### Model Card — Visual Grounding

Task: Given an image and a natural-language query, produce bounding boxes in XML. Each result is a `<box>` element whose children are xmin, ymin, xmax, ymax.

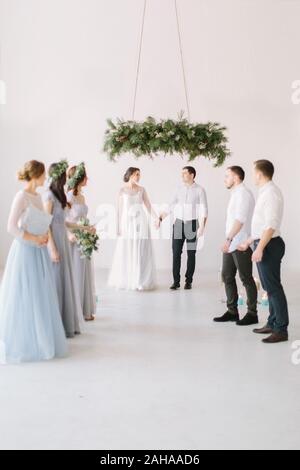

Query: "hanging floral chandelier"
<box><xmin>103</xmin><ymin>0</ymin><xmax>230</xmax><ymax>167</ymax></box>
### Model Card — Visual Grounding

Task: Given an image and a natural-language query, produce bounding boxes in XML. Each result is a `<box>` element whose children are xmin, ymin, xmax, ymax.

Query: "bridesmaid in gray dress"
<box><xmin>43</xmin><ymin>161</ymin><xmax>94</xmax><ymax>338</ymax></box>
<box><xmin>67</xmin><ymin>163</ymin><xmax>96</xmax><ymax>322</ymax></box>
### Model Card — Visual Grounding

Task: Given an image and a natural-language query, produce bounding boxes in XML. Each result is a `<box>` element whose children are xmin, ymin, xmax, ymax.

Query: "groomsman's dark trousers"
<box><xmin>254</xmin><ymin>237</ymin><xmax>289</xmax><ymax>334</ymax></box>
<box><xmin>222</xmin><ymin>248</ymin><xmax>258</xmax><ymax>316</ymax></box>
<box><xmin>172</xmin><ymin>219</ymin><xmax>199</xmax><ymax>285</ymax></box>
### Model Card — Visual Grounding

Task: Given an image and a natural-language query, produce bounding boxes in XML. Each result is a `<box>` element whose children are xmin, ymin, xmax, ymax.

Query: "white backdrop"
<box><xmin>0</xmin><ymin>0</ymin><xmax>299</xmax><ymax>272</ymax></box>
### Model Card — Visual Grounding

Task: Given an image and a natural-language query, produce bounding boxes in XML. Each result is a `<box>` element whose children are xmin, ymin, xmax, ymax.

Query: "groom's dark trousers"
<box><xmin>172</xmin><ymin>219</ymin><xmax>199</xmax><ymax>285</ymax></box>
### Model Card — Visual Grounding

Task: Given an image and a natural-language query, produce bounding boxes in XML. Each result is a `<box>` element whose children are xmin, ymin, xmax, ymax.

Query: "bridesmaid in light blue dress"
<box><xmin>0</xmin><ymin>160</ymin><xmax>67</xmax><ymax>364</ymax></box>
<box><xmin>67</xmin><ymin>164</ymin><xmax>96</xmax><ymax>321</ymax></box>
<box><xmin>43</xmin><ymin>161</ymin><xmax>95</xmax><ymax>338</ymax></box>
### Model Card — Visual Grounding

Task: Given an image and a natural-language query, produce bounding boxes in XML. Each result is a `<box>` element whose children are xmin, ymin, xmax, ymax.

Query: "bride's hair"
<box><xmin>124</xmin><ymin>167</ymin><xmax>140</xmax><ymax>183</ymax></box>
<box><xmin>18</xmin><ymin>160</ymin><xmax>45</xmax><ymax>182</ymax></box>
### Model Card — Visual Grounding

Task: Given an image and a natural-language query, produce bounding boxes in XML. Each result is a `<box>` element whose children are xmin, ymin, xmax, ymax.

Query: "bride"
<box><xmin>108</xmin><ymin>167</ymin><xmax>160</xmax><ymax>291</ymax></box>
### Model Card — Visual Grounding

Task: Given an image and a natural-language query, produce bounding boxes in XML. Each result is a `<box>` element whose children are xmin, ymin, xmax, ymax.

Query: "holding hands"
<box><xmin>157</xmin><ymin>212</ymin><xmax>168</xmax><ymax>230</ymax></box>
<box><xmin>154</xmin><ymin>218</ymin><xmax>161</xmax><ymax>230</ymax></box>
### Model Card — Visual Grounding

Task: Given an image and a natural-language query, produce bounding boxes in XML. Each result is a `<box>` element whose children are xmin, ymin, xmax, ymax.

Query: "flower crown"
<box><xmin>49</xmin><ymin>159</ymin><xmax>69</xmax><ymax>182</ymax></box>
<box><xmin>67</xmin><ymin>162</ymin><xmax>86</xmax><ymax>189</ymax></box>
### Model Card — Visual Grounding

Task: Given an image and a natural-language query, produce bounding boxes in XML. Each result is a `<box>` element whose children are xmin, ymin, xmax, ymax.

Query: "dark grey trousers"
<box><xmin>222</xmin><ymin>248</ymin><xmax>258</xmax><ymax>316</ymax></box>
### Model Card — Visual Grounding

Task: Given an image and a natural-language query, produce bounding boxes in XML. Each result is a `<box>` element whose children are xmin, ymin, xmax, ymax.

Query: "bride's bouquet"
<box><xmin>73</xmin><ymin>217</ymin><xmax>99</xmax><ymax>260</ymax></box>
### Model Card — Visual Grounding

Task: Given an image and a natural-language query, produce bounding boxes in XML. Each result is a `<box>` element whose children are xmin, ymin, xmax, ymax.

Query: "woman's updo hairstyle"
<box><xmin>123</xmin><ymin>167</ymin><xmax>140</xmax><ymax>183</ymax></box>
<box><xmin>17</xmin><ymin>160</ymin><xmax>45</xmax><ymax>182</ymax></box>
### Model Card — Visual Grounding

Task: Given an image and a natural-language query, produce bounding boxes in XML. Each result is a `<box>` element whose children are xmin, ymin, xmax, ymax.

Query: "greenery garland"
<box><xmin>103</xmin><ymin>113</ymin><xmax>230</xmax><ymax>167</ymax></box>
<box><xmin>67</xmin><ymin>162</ymin><xmax>86</xmax><ymax>190</ymax></box>
<box><xmin>49</xmin><ymin>159</ymin><xmax>69</xmax><ymax>182</ymax></box>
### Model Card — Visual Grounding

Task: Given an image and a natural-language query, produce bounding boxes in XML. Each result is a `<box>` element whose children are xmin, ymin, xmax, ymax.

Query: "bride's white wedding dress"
<box><xmin>108</xmin><ymin>186</ymin><xmax>156</xmax><ymax>291</ymax></box>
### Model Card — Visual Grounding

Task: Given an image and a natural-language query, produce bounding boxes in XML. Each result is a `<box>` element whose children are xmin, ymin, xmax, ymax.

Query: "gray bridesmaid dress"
<box><xmin>44</xmin><ymin>190</ymin><xmax>83</xmax><ymax>338</ymax></box>
<box><xmin>67</xmin><ymin>191</ymin><xmax>96</xmax><ymax>320</ymax></box>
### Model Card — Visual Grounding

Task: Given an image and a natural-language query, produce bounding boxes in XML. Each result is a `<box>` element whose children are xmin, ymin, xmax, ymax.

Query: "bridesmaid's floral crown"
<box><xmin>67</xmin><ymin>162</ymin><xmax>86</xmax><ymax>189</ymax></box>
<box><xmin>49</xmin><ymin>159</ymin><xmax>69</xmax><ymax>182</ymax></box>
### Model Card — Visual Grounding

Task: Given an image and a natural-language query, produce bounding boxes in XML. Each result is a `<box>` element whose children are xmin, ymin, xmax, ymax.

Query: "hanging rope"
<box><xmin>174</xmin><ymin>0</ymin><xmax>191</xmax><ymax>120</ymax></box>
<box><xmin>132</xmin><ymin>0</ymin><xmax>191</xmax><ymax>121</ymax></box>
<box><xmin>132</xmin><ymin>0</ymin><xmax>147</xmax><ymax>120</ymax></box>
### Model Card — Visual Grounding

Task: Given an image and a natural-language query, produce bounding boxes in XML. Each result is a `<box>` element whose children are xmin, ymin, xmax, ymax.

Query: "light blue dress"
<box><xmin>67</xmin><ymin>191</ymin><xmax>97</xmax><ymax>319</ymax></box>
<box><xmin>0</xmin><ymin>190</ymin><xmax>68</xmax><ymax>364</ymax></box>
<box><xmin>43</xmin><ymin>190</ymin><xmax>83</xmax><ymax>338</ymax></box>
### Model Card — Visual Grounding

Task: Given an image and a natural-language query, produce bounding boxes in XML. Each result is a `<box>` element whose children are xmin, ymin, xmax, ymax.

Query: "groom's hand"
<box><xmin>159</xmin><ymin>212</ymin><xmax>168</xmax><ymax>222</ymax></box>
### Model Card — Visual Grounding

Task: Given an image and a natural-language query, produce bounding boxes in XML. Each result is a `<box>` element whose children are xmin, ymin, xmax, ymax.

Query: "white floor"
<box><xmin>0</xmin><ymin>269</ymin><xmax>299</xmax><ymax>450</ymax></box>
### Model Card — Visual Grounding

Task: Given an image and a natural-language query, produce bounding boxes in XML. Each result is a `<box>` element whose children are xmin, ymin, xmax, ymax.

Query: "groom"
<box><xmin>160</xmin><ymin>166</ymin><xmax>208</xmax><ymax>290</ymax></box>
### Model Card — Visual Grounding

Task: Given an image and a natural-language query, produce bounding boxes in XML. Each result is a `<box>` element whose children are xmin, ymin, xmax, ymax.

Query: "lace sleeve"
<box><xmin>168</xmin><ymin>188</ymin><xmax>178</xmax><ymax>216</ymax></box>
<box><xmin>7</xmin><ymin>191</ymin><xmax>27</xmax><ymax>239</ymax></box>
<box><xmin>142</xmin><ymin>187</ymin><xmax>158</xmax><ymax>220</ymax></box>
<box><xmin>117</xmin><ymin>189</ymin><xmax>124</xmax><ymax>235</ymax></box>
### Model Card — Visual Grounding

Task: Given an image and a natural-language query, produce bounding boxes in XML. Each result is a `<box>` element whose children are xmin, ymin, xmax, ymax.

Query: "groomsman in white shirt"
<box><xmin>160</xmin><ymin>166</ymin><xmax>208</xmax><ymax>290</ymax></box>
<box><xmin>239</xmin><ymin>160</ymin><xmax>289</xmax><ymax>343</ymax></box>
<box><xmin>214</xmin><ymin>166</ymin><xmax>258</xmax><ymax>326</ymax></box>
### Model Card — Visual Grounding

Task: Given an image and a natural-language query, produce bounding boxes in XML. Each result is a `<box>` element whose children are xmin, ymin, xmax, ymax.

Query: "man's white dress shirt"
<box><xmin>226</xmin><ymin>183</ymin><xmax>255</xmax><ymax>253</ymax></box>
<box><xmin>169</xmin><ymin>182</ymin><xmax>208</xmax><ymax>223</ymax></box>
<box><xmin>251</xmin><ymin>181</ymin><xmax>284</xmax><ymax>240</ymax></box>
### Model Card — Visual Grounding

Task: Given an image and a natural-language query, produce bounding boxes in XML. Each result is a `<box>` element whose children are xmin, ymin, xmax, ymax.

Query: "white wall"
<box><xmin>0</xmin><ymin>0</ymin><xmax>299</xmax><ymax>272</ymax></box>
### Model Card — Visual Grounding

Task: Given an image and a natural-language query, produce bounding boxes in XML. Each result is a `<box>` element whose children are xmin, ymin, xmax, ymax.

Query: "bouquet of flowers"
<box><xmin>73</xmin><ymin>218</ymin><xmax>99</xmax><ymax>260</ymax></box>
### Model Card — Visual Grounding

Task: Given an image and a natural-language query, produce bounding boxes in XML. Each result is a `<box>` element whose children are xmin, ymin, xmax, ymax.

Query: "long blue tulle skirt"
<box><xmin>0</xmin><ymin>239</ymin><xmax>68</xmax><ymax>364</ymax></box>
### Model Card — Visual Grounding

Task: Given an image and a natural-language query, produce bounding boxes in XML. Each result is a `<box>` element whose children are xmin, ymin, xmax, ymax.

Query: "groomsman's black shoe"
<box><xmin>253</xmin><ymin>325</ymin><xmax>273</xmax><ymax>335</ymax></box>
<box><xmin>262</xmin><ymin>332</ymin><xmax>288</xmax><ymax>344</ymax></box>
<box><xmin>170</xmin><ymin>283</ymin><xmax>180</xmax><ymax>290</ymax></box>
<box><xmin>184</xmin><ymin>283</ymin><xmax>192</xmax><ymax>290</ymax></box>
<box><xmin>236</xmin><ymin>313</ymin><xmax>259</xmax><ymax>326</ymax></box>
<box><xmin>213</xmin><ymin>312</ymin><xmax>239</xmax><ymax>323</ymax></box>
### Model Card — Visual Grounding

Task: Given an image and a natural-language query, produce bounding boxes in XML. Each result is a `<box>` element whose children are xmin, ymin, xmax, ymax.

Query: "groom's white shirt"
<box><xmin>168</xmin><ymin>182</ymin><xmax>208</xmax><ymax>222</ymax></box>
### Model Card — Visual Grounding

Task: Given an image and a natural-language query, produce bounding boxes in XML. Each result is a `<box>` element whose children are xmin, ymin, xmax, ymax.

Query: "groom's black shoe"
<box><xmin>184</xmin><ymin>283</ymin><xmax>192</xmax><ymax>290</ymax></box>
<box><xmin>214</xmin><ymin>311</ymin><xmax>239</xmax><ymax>323</ymax></box>
<box><xmin>236</xmin><ymin>313</ymin><xmax>259</xmax><ymax>326</ymax></box>
<box><xmin>170</xmin><ymin>283</ymin><xmax>180</xmax><ymax>290</ymax></box>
